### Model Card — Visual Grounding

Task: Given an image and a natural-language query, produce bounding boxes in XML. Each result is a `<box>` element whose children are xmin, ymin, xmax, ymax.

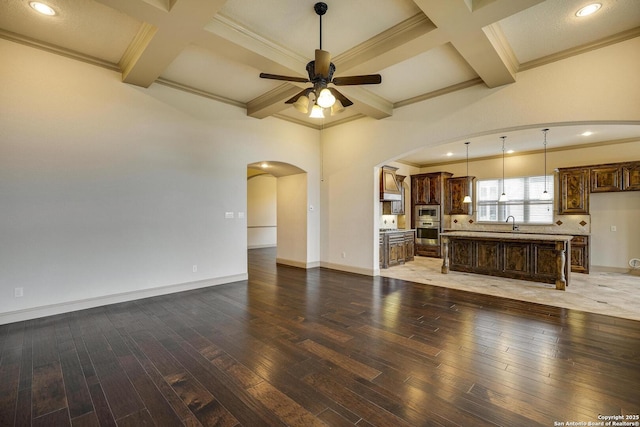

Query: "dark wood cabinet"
<box><xmin>446</xmin><ymin>176</ymin><xmax>474</xmax><ymax>215</ymax></box>
<box><xmin>380</xmin><ymin>230</ymin><xmax>415</xmax><ymax>268</ymax></box>
<box><xmin>411</xmin><ymin>172</ymin><xmax>452</xmax><ymax>206</ymax></box>
<box><xmin>388</xmin><ymin>233</ymin><xmax>405</xmax><ymax>267</ymax></box>
<box><xmin>503</xmin><ymin>242</ymin><xmax>532</xmax><ymax>279</ymax></box>
<box><xmin>382</xmin><ymin>175</ymin><xmax>405</xmax><ymax>215</ymax></box>
<box><xmin>416</xmin><ymin>244</ymin><xmax>440</xmax><ymax>257</ymax></box>
<box><xmin>411</xmin><ymin>174</ymin><xmax>430</xmax><ymax>205</ymax></box>
<box><xmin>532</xmin><ymin>243</ymin><xmax>559</xmax><ymax>282</ymax></box>
<box><xmin>591</xmin><ymin>166</ymin><xmax>622</xmax><ymax>192</ymax></box>
<box><xmin>559</xmin><ymin>161</ymin><xmax>639</xmax><ymax>214</ymax></box>
<box><xmin>570</xmin><ymin>235</ymin><xmax>589</xmax><ymax>274</ymax></box>
<box><xmin>404</xmin><ymin>230</ymin><xmax>415</xmax><ymax>262</ymax></box>
<box><xmin>558</xmin><ymin>167</ymin><xmax>590</xmax><ymax>214</ymax></box>
<box><xmin>475</xmin><ymin>241</ymin><xmax>500</xmax><ymax>273</ymax></box>
<box><xmin>623</xmin><ymin>162</ymin><xmax>640</xmax><ymax>190</ymax></box>
<box><xmin>450</xmin><ymin>239</ymin><xmax>473</xmax><ymax>270</ymax></box>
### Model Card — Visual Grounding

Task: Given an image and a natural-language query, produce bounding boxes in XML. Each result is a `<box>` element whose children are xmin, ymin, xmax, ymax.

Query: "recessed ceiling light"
<box><xmin>29</xmin><ymin>2</ymin><xmax>56</xmax><ymax>15</ymax></box>
<box><xmin>581</xmin><ymin>131</ymin><xmax>594</xmax><ymax>136</ymax></box>
<box><xmin>576</xmin><ymin>3</ymin><xmax>601</xmax><ymax>17</ymax></box>
<box><xmin>446</xmin><ymin>152</ymin><xmax>453</xmax><ymax>157</ymax></box>
<box><xmin>507</xmin><ymin>150</ymin><xmax>514</xmax><ymax>154</ymax></box>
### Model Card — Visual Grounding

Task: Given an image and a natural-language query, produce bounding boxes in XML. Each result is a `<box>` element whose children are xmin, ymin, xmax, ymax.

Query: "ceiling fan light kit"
<box><xmin>259</xmin><ymin>2</ymin><xmax>382</xmax><ymax>118</ymax></box>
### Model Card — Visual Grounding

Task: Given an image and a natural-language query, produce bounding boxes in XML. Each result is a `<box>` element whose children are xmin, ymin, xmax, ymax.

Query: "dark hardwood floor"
<box><xmin>1</xmin><ymin>247</ymin><xmax>639</xmax><ymax>426</ymax></box>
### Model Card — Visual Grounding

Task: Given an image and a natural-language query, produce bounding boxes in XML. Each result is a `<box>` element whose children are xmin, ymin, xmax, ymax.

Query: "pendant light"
<box><xmin>498</xmin><ymin>136</ymin><xmax>509</xmax><ymax>202</ymax></box>
<box><xmin>462</xmin><ymin>141</ymin><xmax>472</xmax><ymax>204</ymax></box>
<box><xmin>540</xmin><ymin>128</ymin><xmax>552</xmax><ymax>200</ymax></box>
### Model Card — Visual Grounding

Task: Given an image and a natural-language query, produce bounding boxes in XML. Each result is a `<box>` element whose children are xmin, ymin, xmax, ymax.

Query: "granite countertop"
<box><xmin>440</xmin><ymin>231</ymin><xmax>573</xmax><ymax>242</ymax></box>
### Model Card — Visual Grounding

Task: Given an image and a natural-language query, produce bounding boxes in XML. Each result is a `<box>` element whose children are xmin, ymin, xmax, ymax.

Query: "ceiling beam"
<box><xmin>411</xmin><ymin>0</ymin><xmax>544</xmax><ymax>88</ymax></box>
<box><xmin>96</xmin><ymin>0</ymin><xmax>228</xmax><ymax>87</ymax></box>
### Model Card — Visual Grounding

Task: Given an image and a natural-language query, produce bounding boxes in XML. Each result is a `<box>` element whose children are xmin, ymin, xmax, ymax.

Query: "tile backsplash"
<box><xmin>380</xmin><ymin>215</ymin><xmax>398</xmax><ymax>229</ymax></box>
<box><xmin>446</xmin><ymin>214</ymin><xmax>591</xmax><ymax>235</ymax></box>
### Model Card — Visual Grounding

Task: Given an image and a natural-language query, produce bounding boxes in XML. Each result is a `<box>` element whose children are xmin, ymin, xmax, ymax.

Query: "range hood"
<box><xmin>380</xmin><ymin>165</ymin><xmax>402</xmax><ymax>201</ymax></box>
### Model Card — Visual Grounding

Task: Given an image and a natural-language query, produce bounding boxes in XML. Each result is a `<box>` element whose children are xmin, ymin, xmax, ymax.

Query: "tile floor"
<box><xmin>380</xmin><ymin>256</ymin><xmax>640</xmax><ymax>321</ymax></box>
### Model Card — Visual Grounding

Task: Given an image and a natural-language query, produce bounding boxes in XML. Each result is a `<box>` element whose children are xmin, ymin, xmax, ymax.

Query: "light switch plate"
<box><xmin>225</xmin><ymin>212</ymin><xmax>234</xmax><ymax>219</ymax></box>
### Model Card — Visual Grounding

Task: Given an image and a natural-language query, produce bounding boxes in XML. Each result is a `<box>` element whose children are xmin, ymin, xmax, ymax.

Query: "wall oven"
<box><xmin>416</xmin><ymin>219</ymin><xmax>440</xmax><ymax>246</ymax></box>
<box><xmin>415</xmin><ymin>205</ymin><xmax>441</xmax><ymax>246</ymax></box>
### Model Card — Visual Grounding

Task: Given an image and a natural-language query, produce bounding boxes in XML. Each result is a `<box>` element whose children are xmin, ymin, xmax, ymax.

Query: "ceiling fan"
<box><xmin>259</xmin><ymin>2</ymin><xmax>382</xmax><ymax>118</ymax></box>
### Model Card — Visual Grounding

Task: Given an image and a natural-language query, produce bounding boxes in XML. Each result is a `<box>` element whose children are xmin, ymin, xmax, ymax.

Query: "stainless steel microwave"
<box><xmin>415</xmin><ymin>205</ymin><xmax>440</xmax><ymax>221</ymax></box>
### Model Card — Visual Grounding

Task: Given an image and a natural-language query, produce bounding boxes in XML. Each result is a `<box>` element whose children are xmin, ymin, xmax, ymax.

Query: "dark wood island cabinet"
<box><xmin>441</xmin><ymin>231</ymin><xmax>572</xmax><ymax>290</ymax></box>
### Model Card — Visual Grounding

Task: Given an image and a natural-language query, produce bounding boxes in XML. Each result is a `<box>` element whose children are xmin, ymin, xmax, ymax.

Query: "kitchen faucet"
<box><xmin>506</xmin><ymin>215</ymin><xmax>519</xmax><ymax>231</ymax></box>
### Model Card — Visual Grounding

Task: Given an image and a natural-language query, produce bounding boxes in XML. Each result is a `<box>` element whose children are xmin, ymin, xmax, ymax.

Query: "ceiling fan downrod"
<box><xmin>314</xmin><ymin>2</ymin><xmax>327</xmax><ymax>50</ymax></box>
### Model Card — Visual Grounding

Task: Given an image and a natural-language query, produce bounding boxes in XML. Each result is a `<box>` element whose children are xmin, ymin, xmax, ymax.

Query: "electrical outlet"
<box><xmin>192</xmin><ymin>265</ymin><xmax>197</xmax><ymax>272</ymax></box>
<box><xmin>14</xmin><ymin>287</ymin><xmax>24</xmax><ymax>298</ymax></box>
<box><xmin>341</xmin><ymin>252</ymin><xmax>346</xmax><ymax>258</ymax></box>
<box><xmin>610</xmin><ymin>225</ymin><xmax>617</xmax><ymax>232</ymax></box>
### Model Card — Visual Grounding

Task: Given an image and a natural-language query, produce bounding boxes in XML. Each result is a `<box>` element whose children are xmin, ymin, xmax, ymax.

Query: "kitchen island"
<box><xmin>440</xmin><ymin>231</ymin><xmax>573</xmax><ymax>290</ymax></box>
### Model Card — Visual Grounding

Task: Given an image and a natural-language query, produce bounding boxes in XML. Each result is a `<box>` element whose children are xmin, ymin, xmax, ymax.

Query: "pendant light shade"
<box><xmin>330</xmin><ymin>99</ymin><xmax>345</xmax><ymax>115</ymax></box>
<box><xmin>316</xmin><ymin>88</ymin><xmax>336</xmax><ymax>108</ymax></box>
<box><xmin>540</xmin><ymin>128</ymin><xmax>552</xmax><ymax>200</ymax></box>
<box><xmin>309</xmin><ymin>104</ymin><xmax>325</xmax><ymax>118</ymax></box>
<box><xmin>293</xmin><ymin>95</ymin><xmax>310</xmax><ymax>113</ymax></box>
<box><xmin>499</xmin><ymin>136</ymin><xmax>509</xmax><ymax>202</ymax></box>
<box><xmin>463</xmin><ymin>141</ymin><xmax>472</xmax><ymax>204</ymax></box>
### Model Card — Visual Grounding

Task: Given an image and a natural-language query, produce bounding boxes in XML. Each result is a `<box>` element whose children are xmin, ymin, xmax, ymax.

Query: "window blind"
<box><xmin>476</xmin><ymin>175</ymin><xmax>554</xmax><ymax>224</ymax></box>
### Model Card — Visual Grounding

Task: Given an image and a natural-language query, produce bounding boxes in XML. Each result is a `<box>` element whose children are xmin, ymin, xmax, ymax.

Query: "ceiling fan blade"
<box><xmin>285</xmin><ymin>88</ymin><xmax>312</xmax><ymax>104</ymax></box>
<box><xmin>332</xmin><ymin>74</ymin><xmax>382</xmax><ymax>86</ymax></box>
<box><xmin>259</xmin><ymin>73</ymin><xmax>309</xmax><ymax>83</ymax></box>
<box><xmin>328</xmin><ymin>88</ymin><xmax>353</xmax><ymax>107</ymax></box>
<box><xmin>315</xmin><ymin>49</ymin><xmax>331</xmax><ymax>77</ymax></box>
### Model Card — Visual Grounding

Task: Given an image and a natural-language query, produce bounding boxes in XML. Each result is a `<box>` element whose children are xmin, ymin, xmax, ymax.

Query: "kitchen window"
<box><xmin>476</xmin><ymin>175</ymin><xmax>554</xmax><ymax>224</ymax></box>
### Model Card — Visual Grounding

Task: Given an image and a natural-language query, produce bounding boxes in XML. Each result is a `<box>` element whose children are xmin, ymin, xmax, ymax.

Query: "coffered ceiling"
<box><xmin>1</xmin><ymin>0</ymin><xmax>639</xmax><ymax>145</ymax></box>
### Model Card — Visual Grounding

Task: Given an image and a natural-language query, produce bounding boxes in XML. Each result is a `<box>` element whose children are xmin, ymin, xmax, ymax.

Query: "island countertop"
<box><xmin>440</xmin><ymin>231</ymin><xmax>573</xmax><ymax>242</ymax></box>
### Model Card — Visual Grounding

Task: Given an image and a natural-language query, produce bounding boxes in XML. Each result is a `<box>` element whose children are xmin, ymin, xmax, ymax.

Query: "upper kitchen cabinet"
<box><xmin>623</xmin><ymin>162</ymin><xmax>640</xmax><ymax>191</ymax></box>
<box><xmin>591</xmin><ymin>165</ymin><xmax>622</xmax><ymax>192</ymax></box>
<box><xmin>411</xmin><ymin>172</ymin><xmax>452</xmax><ymax>205</ymax></box>
<box><xmin>590</xmin><ymin>161</ymin><xmax>640</xmax><ymax>192</ymax></box>
<box><xmin>558</xmin><ymin>167</ymin><xmax>590</xmax><ymax>214</ymax></box>
<box><xmin>382</xmin><ymin>175</ymin><xmax>405</xmax><ymax>215</ymax></box>
<box><xmin>380</xmin><ymin>166</ymin><xmax>402</xmax><ymax>201</ymax></box>
<box><xmin>446</xmin><ymin>176</ymin><xmax>475</xmax><ymax>215</ymax></box>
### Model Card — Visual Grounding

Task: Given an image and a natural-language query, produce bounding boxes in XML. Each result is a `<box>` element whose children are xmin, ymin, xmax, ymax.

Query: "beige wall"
<box><xmin>247</xmin><ymin>175</ymin><xmax>277</xmax><ymax>248</ymax></box>
<box><xmin>276</xmin><ymin>173</ymin><xmax>310</xmax><ymax>268</ymax></box>
<box><xmin>0</xmin><ymin>39</ymin><xmax>321</xmax><ymax>323</ymax></box>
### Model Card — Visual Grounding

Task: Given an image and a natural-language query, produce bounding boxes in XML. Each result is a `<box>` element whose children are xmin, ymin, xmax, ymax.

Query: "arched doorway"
<box><xmin>247</xmin><ymin>161</ymin><xmax>309</xmax><ymax>268</ymax></box>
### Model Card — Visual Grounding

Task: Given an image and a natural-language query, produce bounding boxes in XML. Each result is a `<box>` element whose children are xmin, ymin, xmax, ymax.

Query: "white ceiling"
<box><xmin>1</xmin><ymin>0</ymin><xmax>639</xmax><ymax>165</ymax></box>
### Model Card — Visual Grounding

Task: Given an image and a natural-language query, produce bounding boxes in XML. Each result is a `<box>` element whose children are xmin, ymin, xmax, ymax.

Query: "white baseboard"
<box><xmin>319</xmin><ymin>261</ymin><xmax>374</xmax><ymax>276</ymax></box>
<box><xmin>276</xmin><ymin>258</ymin><xmax>320</xmax><ymax>269</ymax></box>
<box><xmin>591</xmin><ymin>265</ymin><xmax>638</xmax><ymax>274</ymax></box>
<box><xmin>0</xmin><ymin>273</ymin><xmax>248</xmax><ymax>325</ymax></box>
<box><xmin>248</xmin><ymin>244</ymin><xmax>277</xmax><ymax>249</ymax></box>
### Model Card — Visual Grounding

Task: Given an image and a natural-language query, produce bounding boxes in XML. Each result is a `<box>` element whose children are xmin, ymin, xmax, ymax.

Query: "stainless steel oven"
<box><xmin>416</xmin><ymin>220</ymin><xmax>440</xmax><ymax>246</ymax></box>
